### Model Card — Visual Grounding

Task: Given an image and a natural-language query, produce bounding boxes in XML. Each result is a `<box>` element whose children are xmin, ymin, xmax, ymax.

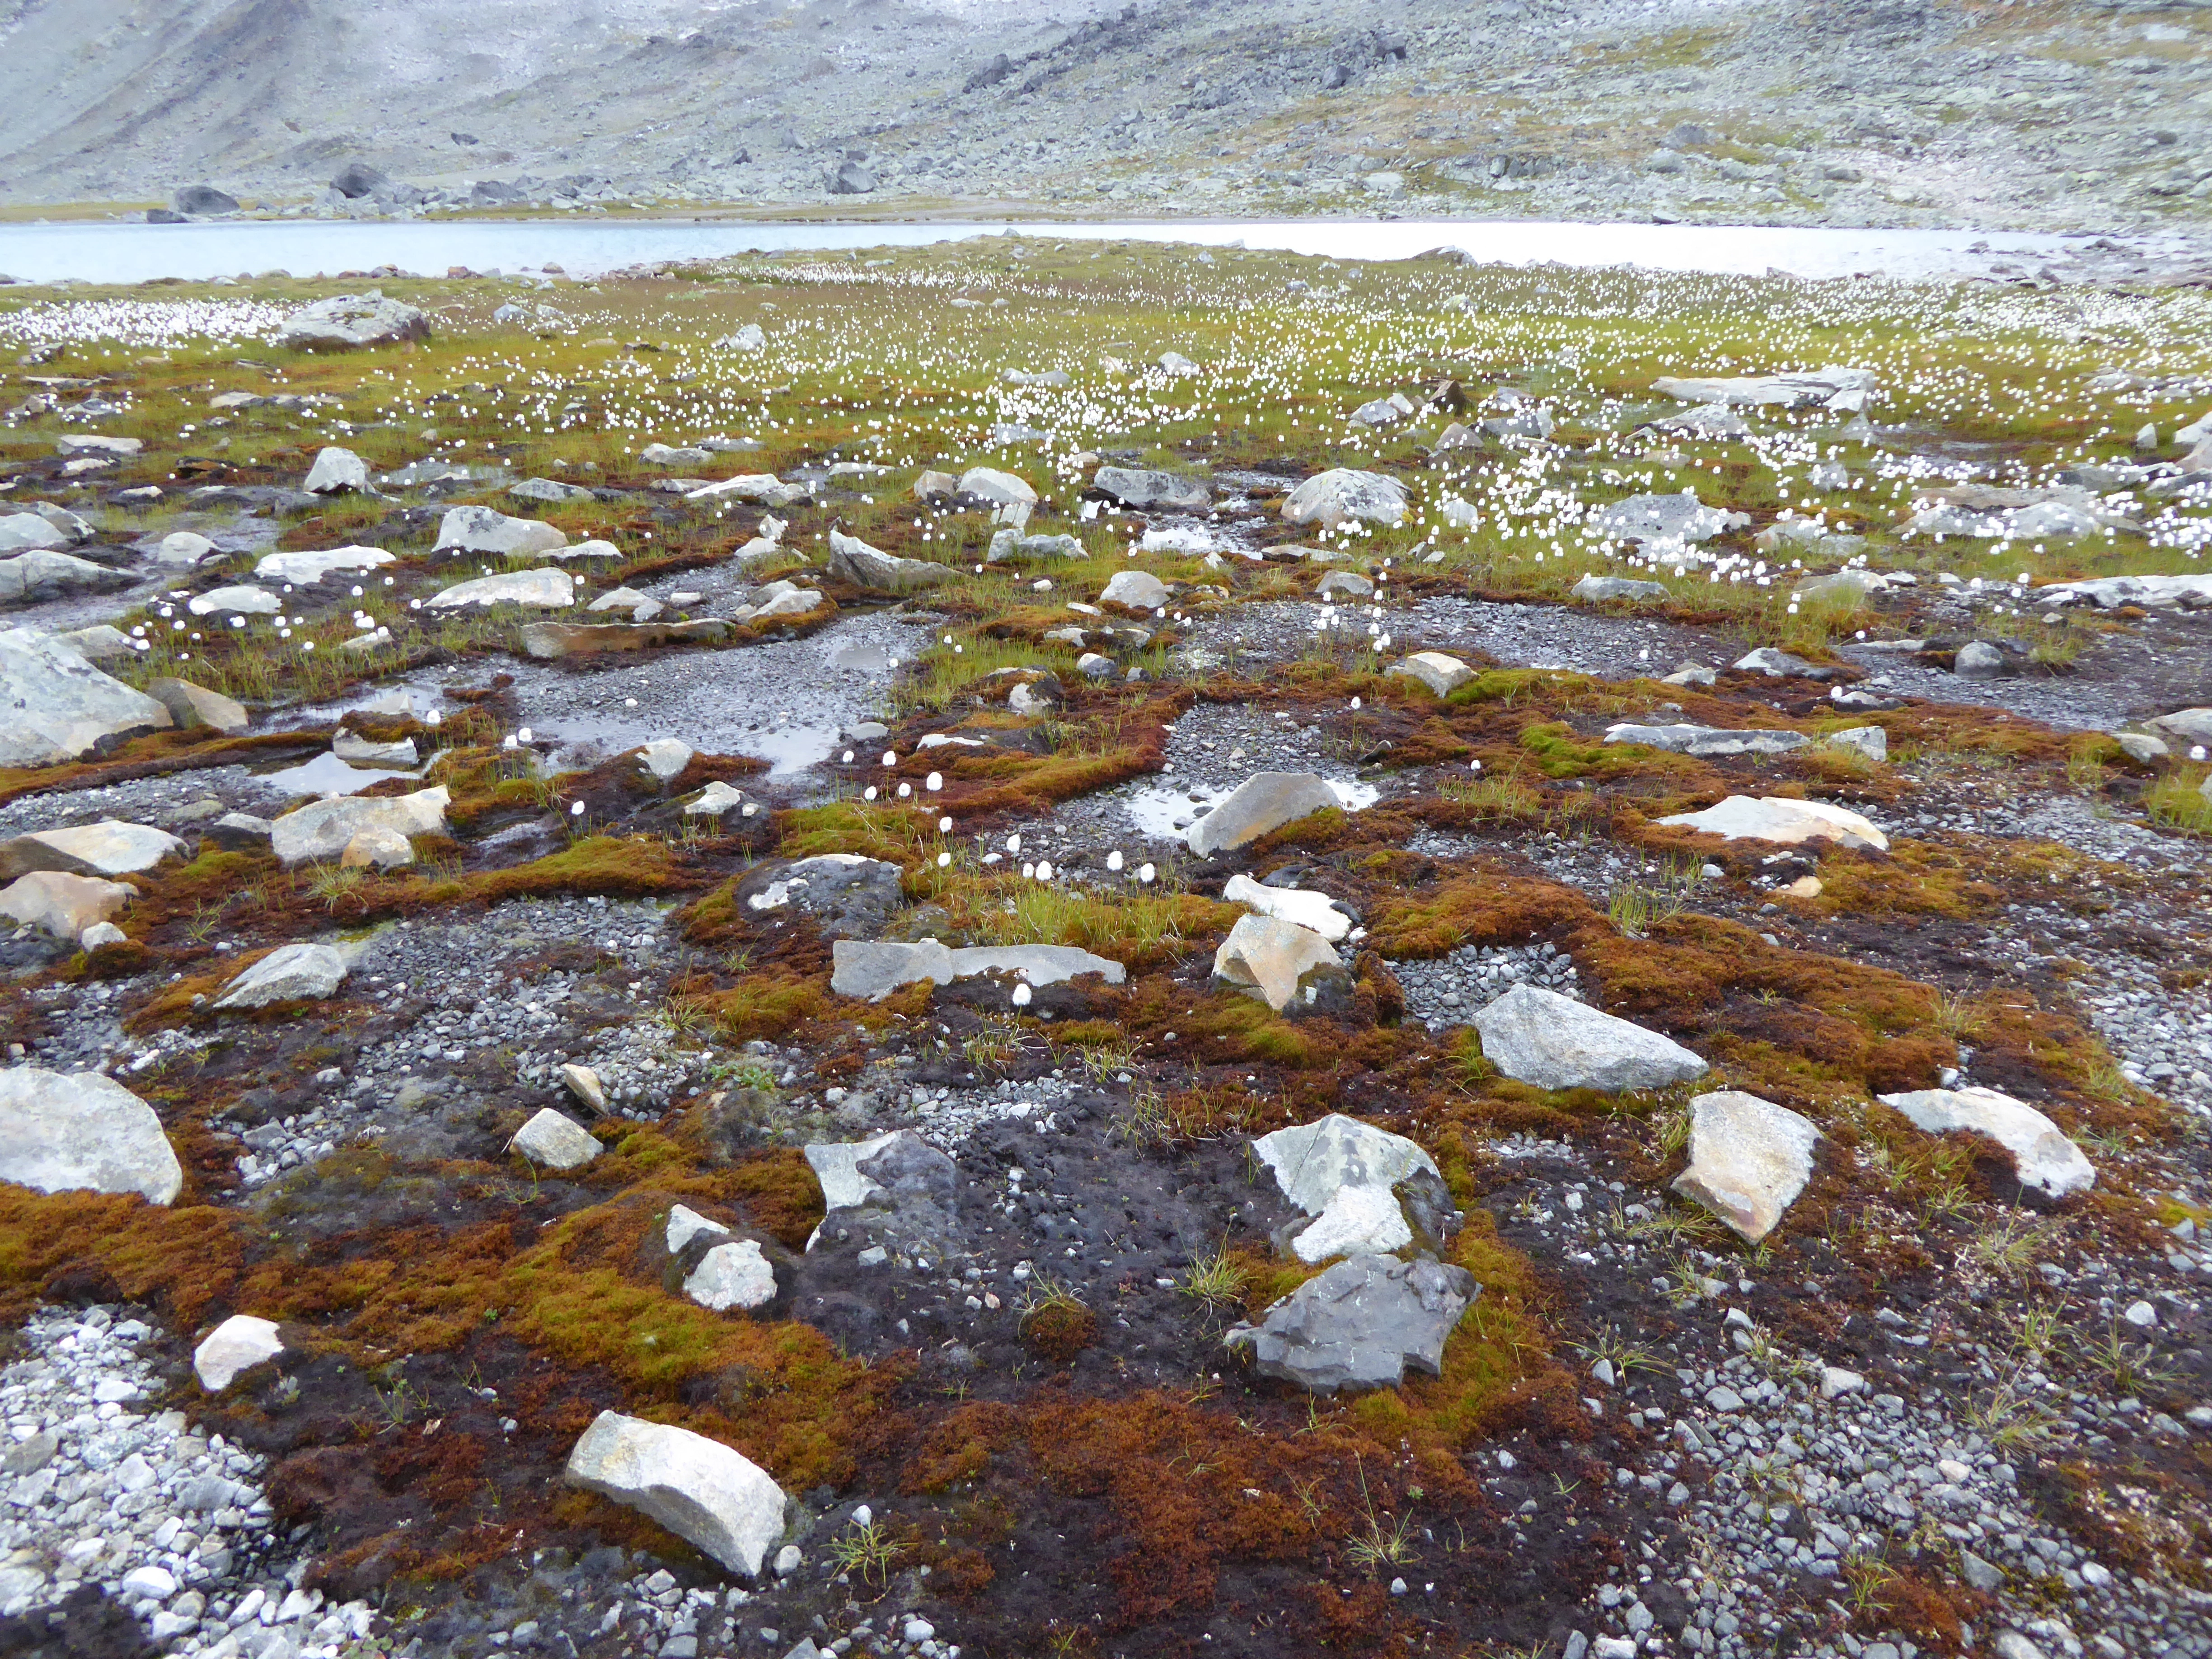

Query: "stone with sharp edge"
<box><xmin>1655</xmin><ymin>794</ymin><xmax>1888</xmax><ymax>852</ymax></box>
<box><xmin>1211</xmin><ymin>913</ymin><xmax>1341</xmax><ymax>1012</ymax></box>
<box><xmin>213</xmin><ymin>942</ymin><xmax>351</xmax><ymax>1009</ymax></box>
<box><xmin>193</xmin><ymin>1315</ymin><xmax>284</xmax><ymax>1391</ymax></box>
<box><xmin>1186</xmin><ymin>772</ymin><xmax>1343</xmax><ymax>858</ymax></box>
<box><xmin>1225</xmin><ymin>1254</ymin><xmax>1477</xmax><ymax>1393</ymax></box>
<box><xmin>1472</xmin><ymin>984</ymin><xmax>1708</xmax><ymax>1093</ymax></box>
<box><xmin>0</xmin><ymin>1068</ymin><xmax>182</xmax><ymax>1205</ymax></box>
<box><xmin>1220</xmin><ymin>872</ymin><xmax>1353</xmax><ymax>942</ymax></box>
<box><xmin>1671</xmin><ymin>1091</ymin><xmax>1821</xmax><ymax>1242</ymax></box>
<box><xmin>1384</xmin><ymin>651</ymin><xmax>1475</xmax><ymax>697</ymax></box>
<box><xmin>511</xmin><ymin>1108</ymin><xmax>602</xmax><ymax>1171</ymax></box>
<box><xmin>1875</xmin><ymin>1085</ymin><xmax>2095</xmax><ymax>1199</ymax></box>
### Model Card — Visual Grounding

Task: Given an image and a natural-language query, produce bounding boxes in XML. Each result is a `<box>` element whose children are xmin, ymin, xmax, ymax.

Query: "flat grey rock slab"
<box><xmin>0</xmin><ymin>1068</ymin><xmax>182</xmax><ymax>1205</ymax></box>
<box><xmin>1671</xmin><ymin>1090</ymin><xmax>1821</xmax><ymax>1242</ymax></box>
<box><xmin>1226</xmin><ymin>1254</ymin><xmax>1477</xmax><ymax>1394</ymax></box>
<box><xmin>1472</xmin><ymin>983</ymin><xmax>1707</xmax><ymax>1093</ymax></box>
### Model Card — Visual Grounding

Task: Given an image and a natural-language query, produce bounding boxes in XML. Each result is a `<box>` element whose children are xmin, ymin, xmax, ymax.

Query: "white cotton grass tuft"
<box><xmin>1012</xmin><ymin>982</ymin><xmax>1033</xmax><ymax>1008</ymax></box>
<box><xmin>1107</xmin><ymin>850</ymin><xmax>1125</xmax><ymax>872</ymax></box>
<box><xmin>1138</xmin><ymin>862</ymin><xmax>1156</xmax><ymax>884</ymax></box>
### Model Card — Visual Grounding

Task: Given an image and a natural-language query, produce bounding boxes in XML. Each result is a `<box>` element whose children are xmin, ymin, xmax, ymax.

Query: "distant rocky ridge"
<box><xmin>0</xmin><ymin>0</ymin><xmax>2207</xmax><ymax>231</ymax></box>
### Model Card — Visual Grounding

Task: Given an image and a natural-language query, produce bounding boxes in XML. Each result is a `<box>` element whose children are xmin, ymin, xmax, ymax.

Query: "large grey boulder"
<box><xmin>1255</xmin><ymin>1115</ymin><xmax>1442</xmax><ymax>1217</ymax></box>
<box><xmin>829</xmin><ymin>940</ymin><xmax>1125</xmax><ymax>1002</ymax></box>
<box><xmin>1473</xmin><ymin>984</ymin><xmax>1707</xmax><ymax>1093</ymax></box>
<box><xmin>1589</xmin><ymin>493</ymin><xmax>1749</xmax><ymax>545</ymax></box>
<box><xmin>2146</xmin><ymin>708</ymin><xmax>2212</xmax><ymax>746</ymax></box>
<box><xmin>173</xmin><ymin>184</ymin><xmax>240</xmax><ymax>216</ymax></box>
<box><xmin>0</xmin><ymin>1069</ymin><xmax>182</xmax><ymax>1205</ymax></box>
<box><xmin>956</xmin><ymin>467</ymin><xmax>1038</xmax><ymax>507</ymax></box>
<box><xmin>276</xmin><ymin>291</ymin><xmax>430</xmax><ymax>351</ymax></box>
<box><xmin>1091</xmin><ymin>468</ymin><xmax>1209</xmax><ymax>511</ymax></box>
<box><xmin>0</xmin><ymin>820</ymin><xmax>183</xmax><ymax>881</ymax></box>
<box><xmin>1655</xmin><ymin>794</ymin><xmax>1887</xmax><ymax>852</ymax></box>
<box><xmin>0</xmin><ymin>550</ymin><xmax>136</xmax><ymax>605</ymax></box>
<box><xmin>1225</xmin><ymin>1254</ymin><xmax>1476</xmax><ymax>1394</ymax></box>
<box><xmin>739</xmin><ymin>855</ymin><xmax>904</xmax><ymax>938</ymax></box>
<box><xmin>213</xmin><ymin>942</ymin><xmax>352</xmax><ymax>1009</ymax></box>
<box><xmin>1280</xmin><ymin>469</ymin><xmax>1408</xmax><ymax>530</ymax></box>
<box><xmin>1186</xmin><ymin>772</ymin><xmax>1342</xmax><ymax>858</ymax></box>
<box><xmin>1212</xmin><ymin>914</ymin><xmax>1342</xmax><ymax>1013</ymax></box>
<box><xmin>826</xmin><ymin>530</ymin><xmax>952</xmax><ymax>595</ymax></box>
<box><xmin>433</xmin><ymin>505</ymin><xmax>568</xmax><ymax>558</ymax></box>
<box><xmin>427</xmin><ymin>568</ymin><xmax>574</xmax><ymax>609</ymax></box>
<box><xmin>1604</xmin><ymin>723</ymin><xmax>1809</xmax><ymax>758</ymax></box>
<box><xmin>1875</xmin><ymin>1087</ymin><xmax>2094</xmax><ymax>1200</ymax></box>
<box><xmin>565</xmin><ymin>1412</ymin><xmax>787</xmax><ymax>1578</ymax></box>
<box><xmin>1671</xmin><ymin>1091</ymin><xmax>1820</xmax><ymax>1242</ymax></box>
<box><xmin>268</xmin><ymin>786</ymin><xmax>449</xmax><ymax>866</ymax></box>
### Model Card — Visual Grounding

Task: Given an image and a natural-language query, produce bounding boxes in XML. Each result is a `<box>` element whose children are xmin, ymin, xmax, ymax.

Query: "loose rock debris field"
<box><xmin>0</xmin><ymin>239</ymin><xmax>2211</xmax><ymax>1659</ymax></box>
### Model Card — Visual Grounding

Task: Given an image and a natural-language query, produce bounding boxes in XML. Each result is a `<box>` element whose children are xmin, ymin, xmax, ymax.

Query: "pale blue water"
<box><xmin>0</xmin><ymin>216</ymin><xmax>2098</xmax><ymax>286</ymax></box>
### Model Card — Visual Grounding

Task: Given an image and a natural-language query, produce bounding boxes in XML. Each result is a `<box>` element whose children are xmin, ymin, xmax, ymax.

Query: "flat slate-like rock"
<box><xmin>1186</xmin><ymin>772</ymin><xmax>1343</xmax><ymax>858</ymax></box>
<box><xmin>213</xmin><ymin>941</ymin><xmax>351</xmax><ymax>1009</ymax></box>
<box><xmin>1655</xmin><ymin>794</ymin><xmax>1888</xmax><ymax>852</ymax></box>
<box><xmin>740</xmin><ymin>854</ymin><xmax>904</xmax><ymax>939</ymax></box>
<box><xmin>565</xmin><ymin>1411</ymin><xmax>787</xmax><ymax>1578</ymax></box>
<box><xmin>0</xmin><ymin>1068</ymin><xmax>182</xmax><ymax>1205</ymax></box>
<box><xmin>0</xmin><ymin>513</ymin><xmax>66</xmax><ymax>553</ymax></box>
<box><xmin>1876</xmin><ymin>1086</ymin><xmax>2095</xmax><ymax>1199</ymax></box>
<box><xmin>1604</xmin><ymin>723</ymin><xmax>1809</xmax><ymax>758</ymax></box>
<box><xmin>1220</xmin><ymin>872</ymin><xmax>1353</xmax><ymax>942</ymax></box>
<box><xmin>1473</xmin><ymin>984</ymin><xmax>1708</xmax><ymax>1093</ymax></box>
<box><xmin>0</xmin><ymin>549</ymin><xmax>135</xmax><ymax>605</ymax></box>
<box><xmin>1651</xmin><ymin>367</ymin><xmax>1874</xmax><ymax>408</ymax></box>
<box><xmin>269</xmin><ymin>787</ymin><xmax>450</xmax><ymax>866</ymax></box>
<box><xmin>147</xmin><ymin>677</ymin><xmax>248</xmax><ymax>734</ymax></box>
<box><xmin>0</xmin><ymin>628</ymin><xmax>173</xmax><ymax>765</ymax></box>
<box><xmin>1672</xmin><ymin>1091</ymin><xmax>1821</xmax><ymax>1242</ymax></box>
<box><xmin>1225</xmin><ymin>1254</ymin><xmax>1477</xmax><ymax>1394</ymax></box>
<box><xmin>520</xmin><ymin>619</ymin><xmax>727</xmax><ymax>659</ymax></box>
<box><xmin>1589</xmin><ymin>493</ymin><xmax>1748</xmax><ymax>545</ymax></box>
<box><xmin>957</xmin><ymin>466</ymin><xmax>1038</xmax><ymax>506</ymax></box>
<box><xmin>428</xmin><ymin>568</ymin><xmax>574</xmax><ymax>609</ymax></box>
<box><xmin>1254</xmin><ymin>1115</ymin><xmax>1443</xmax><ymax>1217</ymax></box>
<box><xmin>1571</xmin><ymin>574</ymin><xmax>1672</xmax><ymax>604</ymax></box>
<box><xmin>255</xmin><ymin>545</ymin><xmax>396</xmax><ymax>585</ymax></box>
<box><xmin>0</xmin><ymin>820</ymin><xmax>182</xmax><ymax>882</ymax></box>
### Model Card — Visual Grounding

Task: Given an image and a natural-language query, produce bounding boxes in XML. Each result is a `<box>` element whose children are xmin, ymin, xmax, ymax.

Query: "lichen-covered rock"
<box><xmin>275</xmin><ymin>291</ymin><xmax>431</xmax><ymax>351</ymax></box>
<box><xmin>269</xmin><ymin>787</ymin><xmax>449</xmax><ymax>866</ymax></box>
<box><xmin>1280</xmin><ymin>469</ymin><xmax>1408</xmax><ymax>529</ymax></box>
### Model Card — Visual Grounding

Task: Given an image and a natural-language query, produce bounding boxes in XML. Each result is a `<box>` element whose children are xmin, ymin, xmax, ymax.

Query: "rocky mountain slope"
<box><xmin>0</xmin><ymin>0</ymin><xmax>2207</xmax><ymax>230</ymax></box>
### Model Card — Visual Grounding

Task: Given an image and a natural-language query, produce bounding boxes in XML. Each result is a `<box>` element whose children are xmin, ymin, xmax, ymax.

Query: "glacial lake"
<box><xmin>0</xmin><ymin>216</ymin><xmax>2100</xmax><ymax>286</ymax></box>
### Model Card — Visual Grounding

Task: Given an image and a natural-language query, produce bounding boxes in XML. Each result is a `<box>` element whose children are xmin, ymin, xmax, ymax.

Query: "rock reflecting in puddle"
<box><xmin>257</xmin><ymin>751</ymin><xmax>414</xmax><ymax>798</ymax></box>
<box><xmin>830</xmin><ymin>641</ymin><xmax>893</xmax><ymax>673</ymax></box>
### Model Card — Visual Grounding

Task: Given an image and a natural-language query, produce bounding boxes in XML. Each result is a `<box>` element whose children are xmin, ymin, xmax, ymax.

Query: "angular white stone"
<box><xmin>684</xmin><ymin>1240</ymin><xmax>778</xmax><ymax>1312</ymax></box>
<box><xmin>1186</xmin><ymin>771</ymin><xmax>1343</xmax><ymax>858</ymax></box>
<box><xmin>187</xmin><ymin>585</ymin><xmax>280</xmax><ymax>617</ymax></box>
<box><xmin>1472</xmin><ymin>984</ymin><xmax>1708</xmax><ymax>1093</ymax></box>
<box><xmin>956</xmin><ymin>466</ymin><xmax>1038</xmax><ymax>506</ymax></box>
<box><xmin>213</xmin><ymin>942</ymin><xmax>351</xmax><ymax>1009</ymax></box>
<box><xmin>0</xmin><ymin>627</ymin><xmax>173</xmax><ymax>766</ymax></box>
<box><xmin>803</xmin><ymin>1133</ymin><xmax>902</xmax><ymax>1212</ymax></box>
<box><xmin>1098</xmin><ymin>569</ymin><xmax>1169</xmax><ymax>610</ymax></box>
<box><xmin>638</xmin><ymin>738</ymin><xmax>694</xmax><ymax>782</ymax></box>
<box><xmin>303</xmin><ymin>447</ymin><xmax>369</xmax><ymax>494</ymax></box>
<box><xmin>1212</xmin><ymin>913</ymin><xmax>1341</xmax><ymax>1012</ymax></box>
<box><xmin>666</xmin><ymin>1204</ymin><xmax>731</xmax><ymax>1254</ymax></box>
<box><xmin>511</xmin><ymin>1108</ymin><xmax>601</xmax><ymax>1171</ymax></box>
<box><xmin>1820</xmin><ymin>1365</ymin><xmax>1864</xmax><ymax>1399</ymax></box>
<box><xmin>1384</xmin><ymin>652</ymin><xmax>1474</xmax><ymax>697</ymax></box>
<box><xmin>0</xmin><ymin>1068</ymin><xmax>182</xmax><ymax>1205</ymax></box>
<box><xmin>1280</xmin><ymin>469</ymin><xmax>1408</xmax><ymax>529</ymax></box>
<box><xmin>1875</xmin><ymin>1086</ymin><xmax>2095</xmax><ymax>1199</ymax></box>
<box><xmin>0</xmin><ymin>513</ymin><xmax>66</xmax><ymax>552</ymax></box>
<box><xmin>565</xmin><ymin>1411</ymin><xmax>788</xmax><ymax>1576</ymax></box>
<box><xmin>193</xmin><ymin>1315</ymin><xmax>284</xmax><ymax>1391</ymax></box>
<box><xmin>1221</xmin><ymin>873</ymin><xmax>1352</xmax><ymax>942</ymax></box>
<box><xmin>1671</xmin><ymin>1091</ymin><xmax>1820</xmax><ymax>1242</ymax></box>
<box><xmin>1292</xmin><ymin>1183</ymin><xmax>1414</xmax><ymax>1264</ymax></box>
<box><xmin>1655</xmin><ymin>794</ymin><xmax>1888</xmax><ymax>852</ymax></box>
